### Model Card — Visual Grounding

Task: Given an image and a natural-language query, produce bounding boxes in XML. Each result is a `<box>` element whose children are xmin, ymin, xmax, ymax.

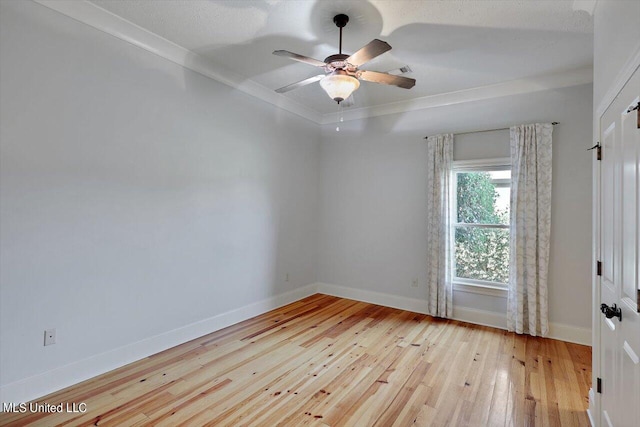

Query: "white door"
<box><xmin>599</xmin><ymin>66</ymin><xmax>640</xmax><ymax>427</ymax></box>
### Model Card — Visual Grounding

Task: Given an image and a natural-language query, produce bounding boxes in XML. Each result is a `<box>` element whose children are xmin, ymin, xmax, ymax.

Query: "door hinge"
<box><xmin>597</xmin><ymin>261</ymin><xmax>602</xmax><ymax>276</ymax></box>
<box><xmin>597</xmin><ymin>377</ymin><xmax>602</xmax><ymax>393</ymax></box>
<box><xmin>627</xmin><ymin>101</ymin><xmax>639</xmax><ymax>129</ymax></box>
<box><xmin>588</xmin><ymin>142</ymin><xmax>602</xmax><ymax>160</ymax></box>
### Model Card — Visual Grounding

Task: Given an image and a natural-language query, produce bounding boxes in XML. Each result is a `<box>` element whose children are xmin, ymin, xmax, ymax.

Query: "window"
<box><xmin>452</xmin><ymin>160</ymin><xmax>511</xmax><ymax>289</ymax></box>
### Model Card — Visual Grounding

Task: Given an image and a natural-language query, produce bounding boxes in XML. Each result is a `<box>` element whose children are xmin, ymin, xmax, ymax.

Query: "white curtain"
<box><xmin>507</xmin><ymin>123</ymin><xmax>553</xmax><ymax>336</ymax></box>
<box><xmin>426</xmin><ymin>134</ymin><xmax>453</xmax><ymax>318</ymax></box>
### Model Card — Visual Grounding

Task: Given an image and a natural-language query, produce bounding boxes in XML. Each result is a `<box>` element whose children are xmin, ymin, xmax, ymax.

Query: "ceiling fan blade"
<box><xmin>273</xmin><ymin>50</ymin><xmax>327</xmax><ymax>67</ymax></box>
<box><xmin>275</xmin><ymin>74</ymin><xmax>325</xmax><ymax>93</ymax></box>
<box><xmin>357</xmin><ymin>70</ymin><xmax>416</xmax><ymax>89</ymax></box>
<box><xmin>346</xmin><ymin>39</ymin><xmax>391</xmax><ymax>67</ymax></box>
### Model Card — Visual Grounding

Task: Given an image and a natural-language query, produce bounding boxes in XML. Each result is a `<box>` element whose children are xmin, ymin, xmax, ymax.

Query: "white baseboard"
<box><xmin>315</xmin><ymin>283</ymin><xmax>430</xmax><ymax>315</ymax></box>
<box><xmin>315</xmin><ymin>282</ymin><xmax>591</xmax><ymax>346</ymax></box>
<box><xmin>1</xmin><ymin>281</ymin><xmax>591</xmax><ymax>406</ymax></box>
<box><xmin>587</xmin><ymin>388</ymin><xmax>596</xmax><ymax>427</ymax></box>
<box><xmin>0</xmin><ymin>284</ymin><xmax>317</xmax><ymax>406</ymax></box>
<box><xmin>548</xmin><ymin>322</ymin><xmax>592</xmax><ymax>346</ymax></box>
<box><xmin>316</xmin><ymin>282</ymin><xmax>508</xmax><ymax>329</ymax></box>
<box><xmin>451</xmin><ymin>305</ymin><xmax>507</xmax><ymax>329</ymax></box>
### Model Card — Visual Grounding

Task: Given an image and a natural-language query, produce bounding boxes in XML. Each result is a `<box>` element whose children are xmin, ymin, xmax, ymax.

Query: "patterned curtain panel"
<box><xmin>507</xmin><ymin>123</ymin><xmax>553</xmax><ymax>336</ymax></box>
<box><xmin>425</xmin><ymin>134</ymin><xmax>453</xmax><ymax>318</ymax></box>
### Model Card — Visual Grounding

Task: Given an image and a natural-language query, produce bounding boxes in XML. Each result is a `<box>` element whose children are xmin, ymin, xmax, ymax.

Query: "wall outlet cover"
<box><xmin>44</xmin><ymin>329</ymin><xmax>56</xmax><ymax>346</ymax></box>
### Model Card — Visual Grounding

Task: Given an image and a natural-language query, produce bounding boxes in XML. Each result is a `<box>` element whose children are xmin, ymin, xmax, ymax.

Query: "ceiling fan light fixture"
<box><xmin>319</xmin><ymin>72</ymin><xmax>360</xmax><ymax>104</ymax></box>
<box><xmin>273</xmin><ymin>13</ymin><xmax>415</xmax><ymax>101</ymax></box>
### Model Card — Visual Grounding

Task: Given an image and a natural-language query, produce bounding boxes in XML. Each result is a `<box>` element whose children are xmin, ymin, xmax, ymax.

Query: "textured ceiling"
<box><xmin>89</xmin><ymin>0</ymin><xmax>594</xmax><ymax>115</ymax></box>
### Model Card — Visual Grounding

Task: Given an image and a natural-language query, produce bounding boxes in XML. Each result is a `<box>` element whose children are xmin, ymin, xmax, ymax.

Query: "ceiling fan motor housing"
<box><xmin>323</xmin><ymin>53</ymin><xmax>354</xmax><ymax>73</ymax></box>
<box><xmin>324</xmin><ymin>54</ymin><xmax>349</xmax><ymax>63</ymax></box>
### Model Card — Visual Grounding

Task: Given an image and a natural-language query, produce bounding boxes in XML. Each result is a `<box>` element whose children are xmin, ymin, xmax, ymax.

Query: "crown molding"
<box><xmin>32</xmin><ymin>0</ymin><xmax>323</xmax><ymax>124</ymax></box>
<box><xmin>33</xmin><ymin>0</ymin><xmax>593</xmax><ymax>126</ymax></box>
<box><xmin>322</xmin><ymin>66</ymin><xmax>594</xmax><ymax>124</ymax></box>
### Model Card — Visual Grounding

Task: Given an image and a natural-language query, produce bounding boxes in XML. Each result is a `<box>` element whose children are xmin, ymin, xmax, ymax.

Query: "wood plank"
<box><xmin>0</xmin><ymin>295</ymin><xmax>591</xmax><ymax>427</ymax></box>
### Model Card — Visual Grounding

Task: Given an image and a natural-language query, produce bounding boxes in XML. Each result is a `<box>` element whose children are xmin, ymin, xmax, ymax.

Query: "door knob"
<box><xmin>600</xmin><ymin>303</ymin><xmax>622</xmax><ymax>321</ymax></box>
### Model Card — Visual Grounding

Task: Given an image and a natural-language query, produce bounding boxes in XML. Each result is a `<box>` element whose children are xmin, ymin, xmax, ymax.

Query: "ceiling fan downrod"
<box><xmin>333</xmin><ymin>14</ymin><xmax>349</xmax><ymax>55</ymax></box>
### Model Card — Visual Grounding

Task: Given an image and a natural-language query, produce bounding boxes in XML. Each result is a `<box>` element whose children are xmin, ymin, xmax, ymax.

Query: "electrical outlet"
<box><xmin>411</xmin><ymin>278</ymin><xmax>419</xmax><ymax>288</ymax></box>
<box><xmin>44</xmin><ymin>328</ymin><xmax>56</xmax><ymax>346</ymax></box>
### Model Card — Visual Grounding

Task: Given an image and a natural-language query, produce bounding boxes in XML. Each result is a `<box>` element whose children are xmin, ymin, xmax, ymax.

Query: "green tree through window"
<box><xmin>454</xmin><ymin>171</ymin><xmax>510</xmax><ymax>284</ymax></box>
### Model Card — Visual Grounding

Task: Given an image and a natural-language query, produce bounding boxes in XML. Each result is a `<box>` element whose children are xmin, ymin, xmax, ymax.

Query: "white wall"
<box><xmin>593</xmin><ymin>0</ymin><xmax>640</xmax><ymax>108</ymax></box>
<box><xmin>0</xmin><ymin>0</ymin><xmax>319</xmax><ymax>394</ymax></box>
<box><xmin>318</xmin><ymin>83</ymin><xmax>593</xmax><ymax>334</ymax></box>
<box><xmin>0</xmin><ymin>0</ymin><xmax>598</xmax><ymax>405</ymax></box>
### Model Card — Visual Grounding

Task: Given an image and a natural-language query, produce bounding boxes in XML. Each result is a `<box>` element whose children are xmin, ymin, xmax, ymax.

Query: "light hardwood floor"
<box><xmin>0</xmin><ymin>294</ymin><xmax>591</xmax><ymax>426</ymax></box>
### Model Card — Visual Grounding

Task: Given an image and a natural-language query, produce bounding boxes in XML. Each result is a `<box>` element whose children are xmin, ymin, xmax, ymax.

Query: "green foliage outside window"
<box><xmin>455</xmin><ymin>172</ymin><xmax>510</xmax><ymax>284</ymax></box>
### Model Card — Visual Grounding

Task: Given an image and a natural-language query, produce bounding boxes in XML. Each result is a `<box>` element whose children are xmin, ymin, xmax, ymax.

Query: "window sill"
<box><xmin>453</xmin><ymin>281</ymin><xmax>508</xmax><ymax>298</ymax></box>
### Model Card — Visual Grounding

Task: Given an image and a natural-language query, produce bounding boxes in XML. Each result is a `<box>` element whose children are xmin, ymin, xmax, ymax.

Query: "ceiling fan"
<box><xmin>273</xmin><ymin>14</ymin><xmax>416</xmax><ymax>104</ymax></box>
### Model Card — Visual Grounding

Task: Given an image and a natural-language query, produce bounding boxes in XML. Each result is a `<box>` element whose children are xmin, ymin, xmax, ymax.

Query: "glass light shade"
<box><xmin>319</xmin><ymin>73</ymin><xmax>360</xmax><ymax>103</ymax></box>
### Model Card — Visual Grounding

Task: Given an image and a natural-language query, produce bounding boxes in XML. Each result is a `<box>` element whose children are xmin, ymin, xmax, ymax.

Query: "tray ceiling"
<box><xmin>77</xmin><ymin>0</ymin><xmax>594</xmax><ymax>121</ymax></box>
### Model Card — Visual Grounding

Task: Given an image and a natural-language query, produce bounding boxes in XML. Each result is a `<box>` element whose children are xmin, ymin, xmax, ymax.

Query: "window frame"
<box><xmin>451</xmin><ymin>158</ymin><xmax>511</xmax><ymax>294</ymax></box>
